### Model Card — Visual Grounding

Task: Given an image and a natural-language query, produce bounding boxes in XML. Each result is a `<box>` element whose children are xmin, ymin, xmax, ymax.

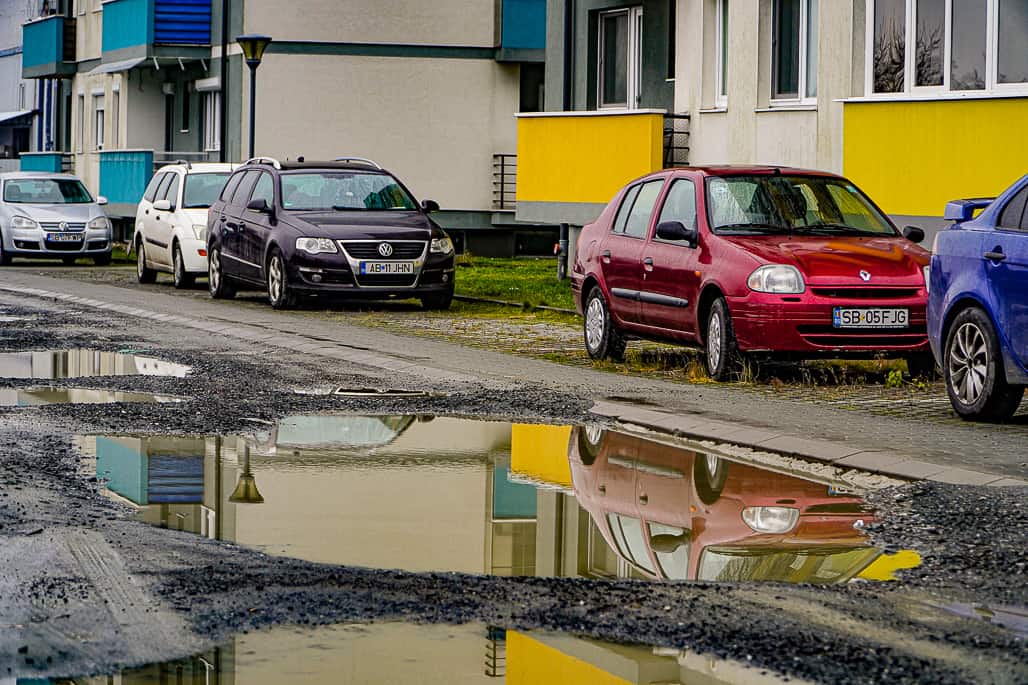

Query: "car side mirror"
<box><xmin>153</xmin><ymin>199</ymin><xmax>172</xmax><ymax>212</ymax></box>
<box><xmin>247</xmin><ymin>198</ymin><xmax>270</xmax><ymax>213</ymax></box>
<box><xmin>96</xmin><ymin>196</ymin><xmax>108</xmax><ymax>206</ymax></box>
<box><xmin>421</xmin><ymin>199</ymin><xmax>440</xmax><ymax>213</ymax></box>
<box><xmin>903</xmin><ymin>225</ymin><xmax>925</xmax><ymax>243</ymax></box>
<box><xmin>656</xmin><ymin>220</ymin><xmax>699</xmax><ymax>246</ymax></box>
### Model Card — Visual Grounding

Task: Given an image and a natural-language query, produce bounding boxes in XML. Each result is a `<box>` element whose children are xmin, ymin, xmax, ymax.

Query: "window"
<box><xmin>248</xmin><ymin>172</ymin><xmax>274</xmax><ymax>208</ymax></box>
<box><xmin>606</xmin><ymin>515</ymin><xmax>655</xmax><ymax>574</ymax></box>
<box><xmin>143</xmin><ymin>172</ymin><xmax>166</xmax><ymax>202</ymax></box>
<box><xmin>110</xmin><ymin>90</ymin><xmax>119</xmax><ymax>149</ymax></box>
<box><xmin>162</xmin><ymin>174</ymin><xmax>180</xmax><ymax>208</ymax></box>
<box><xmin>231</xmin><ymin>171</ymin><xmax>260</xmax><ymax>206</ymax></box>
<box><xmin>649</xmin><ymin>522</ymin><xmax>690</xmax><ymax>581</ymax></box>
<box><xmin>667</xmin><ymin>0</ymin><xmax>676</xmax><ymax>80</ymax></box>
<box><xmin>183</xmin><ymin>173</ymin><xmax>232</xmax><ymax>208</ymax></box>
<box><xmin>656</xmin><ymin>179</ymin><xmax>698</xmax><ymax>231</ymax></box>
<box><xmin>998</xmin><ymin>186</ymin><xmax>1028</xmax><ymax>230</ymax></box>
<box><xmin>623</xmin><ymin>179</ymin><xmax>664</xmax><ymax>238</ymax></box>
<box><xmin>180</xmin><ymin>87</ymin><xmax>190</xmax><ymax>133</ymax></box>
<box><xmin>773</xmin><ymin>0</ymin><xmax>818</xmax><ymax>101</ymax></box>
<box><xmin>598</xmin><ymin>6</ymin><xmax>643</xmax><ymax>108</ymax></box>
<box><xmin>17</xmin><ymin>83</ymin><xmax>24</xmax><ymax>110</ymax></box>
<box><xmin>202</xmin><ymin>91</ymin><xmax>221</xmax><ymax>152</ymax></box>
<box><xmin>93</xmin><ymin>95</ymin><xmax>104</xmax><ymax>150</ymax></box>
<box><xmin>219</xmin><ymin>172</ymin><xmax>243</xmax><ymax>202</ymax></box>
<box><xmin>76</xmin><ymin>94</ymin><xmax>84</xmax><ymax>153</ymax></box>
<box><xmin>613</xmin><ymin>185</ymin><xmax>642</xmax><ymax>233</ymax></box>
<box><xmin>280</xmin><ymin>172</ymin><xmax>417</xmax><ymax>211</ymax></box>
<box><xmin>715</xmin><ymin>0</ymin><xmax>729</xmax><ymax>105</ymax></box>
<box><xmin>154</xmin><ymin>173</ymin><xmax>175</xmax><ymax>204</ymax></box>
<box><xmin>3</xmin><ymin>178</ymin><xmax>92</xmax><ymax>204</ymax></box>
<box><xmin>869</xmin><ymin>0</ymin><xmax>1028</xmax><ymax>96</ymax></box>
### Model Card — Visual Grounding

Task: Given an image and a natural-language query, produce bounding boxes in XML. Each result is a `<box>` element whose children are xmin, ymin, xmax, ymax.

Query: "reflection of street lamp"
<box><xmin>229</xmin><ymin>444</ymin><xmax>264</xmax><ymax>504</ymax></box>
<box><xmin>235</xmin><ymin>33</ymin><xmax>272</xmax><ymax>159</ymax></box>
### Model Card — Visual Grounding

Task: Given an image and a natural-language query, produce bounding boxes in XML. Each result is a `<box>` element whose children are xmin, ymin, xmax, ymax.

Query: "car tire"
<box><xmin>93</xmin><ymin>253</ymin><xmax>112</xmax><ymax>267</ymax></box>
<box><xmin>62</xmin><ymin>256</ymin><xmax>77</xmax><ymax>266</ymax></box>
<box><xmin>583</xmin><ymin>286</ymin><xmax>627</xmax><ymax>362</ymax></box>
<box><xmin>705</xmin><ymin>297</ymin><xmax>741</xmax><ymax>381</ymax></box>
<box><xmin>266</xmin><ymin>249</ymin><xmax>298</xmax><ymax>310</ymax></box>
<box><xmin>136</xmin><ymin>240</ymin><xmax>157</xmax><ymax>283</ymax></box>
<box><xmin>172</xmin><ymin>243</ymin><xmax>195</xmax><ymax>290</ymax></box>
<box><xmin>421</xmin><ymin>287</ymin><xmax>454</xmax><ymax>311</ymax></box>
<box><xmin>576</xmin><ymin>425</ymin><xmax>606</xmax><ymax>466</ymax></box>
<box><xmin>208</xmin><ymin>247</ymin><xmax>236</xmax><ymax>299</ymax></box>
<box><xmin>0</xmin><ymin>235</ymin><xmax>10</xmax><ymax>266</ymax></box>
<box><xmin>944</xmin><ymin>307</ymin><xmax>1024</xmax><ymax>421</ymax></box>
<box><xmin>905</xmin><ymin>352</ymin><xmax>938</xmax><ymax>379</ymax></box>
<box><xmin>694</xmin><ymin>454</ymin><xmax>730</xmax><ymax>505</ymax></box>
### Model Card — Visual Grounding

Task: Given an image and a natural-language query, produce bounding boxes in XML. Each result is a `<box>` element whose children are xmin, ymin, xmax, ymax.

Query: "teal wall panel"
<box><xmin>20</xmin><ymin>154</ymin><xmax>65</xmax><ymax>173</ymax></box>
<box><xmin>22</xmin><ymin>16</ymin><xmax>63</xmax><ymax>69</ymax></box>
<box><xmin>492</xmin><ymin>466</ymin><xmax>538</xmax><ymax>519</ymax></box>
<box><xmin>102</xmin><ymin>0</ymin><xmax>154</xmax><ymax>54</ymax></box>
<box><xmin>99</xmin><ymin>150</ymin><xmax>154</xmax><ymax>205</ymax></box>
<box><xmin>96</xmin><ymin>437</ymin><xmax>148</xmax><ymax>505</ymax></box>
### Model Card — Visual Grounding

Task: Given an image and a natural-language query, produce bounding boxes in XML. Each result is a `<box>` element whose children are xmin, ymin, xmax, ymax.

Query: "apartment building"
<box><xmin>0</xmin><ymin>0</ymin><xmax>39</xmax><ymax>167</ymax></box>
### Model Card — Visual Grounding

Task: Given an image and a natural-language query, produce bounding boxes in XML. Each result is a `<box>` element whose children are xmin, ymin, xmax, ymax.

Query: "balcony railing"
<box><xmin>492</xmin><ymin>154</ymin><xmax>517</xmax><ymax>210</ymax></box>
<box><xmin>22</xmin><ymin>14</ymin><xmax>76</xmax><ymax>78</ymax></box>
<box><xmin>102</xmin><ymin>0</ymin><xmax>212</xmax><ymax>58</ymax></box>
<box><xmin>662</xmin><ymin>114</ymin><xmax>691</xmax><ymax>169</ymax></box>
<box><xmin>20</xmin><ymin>152</ymin><xmax>73</xmax><ymax>173</ymax></box>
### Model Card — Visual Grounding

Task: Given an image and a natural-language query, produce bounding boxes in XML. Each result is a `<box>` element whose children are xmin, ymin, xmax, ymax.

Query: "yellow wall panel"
<box><xmin>843</xmin><ymin>98</ymin><xmax>1028</xmax><ymax>217</ymax></box>
<box><xmin>510</xmin><ymin>424</ymin><xmax>573</xmax><ymax>488</ymax></box>
<box><xmin>506</xmin><ymin>631</ymin><xmax>633</xmax><ymax>685</ymax></box>
<box><xmin>516</xmin><ymin>113</ymin><xmax>665</xmax><ymax>204</ymax></box>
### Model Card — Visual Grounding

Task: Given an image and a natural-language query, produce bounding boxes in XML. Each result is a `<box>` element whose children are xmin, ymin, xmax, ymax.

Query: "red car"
<box><xmin>571</xmin><ymin>166</ymin><xmax>933</xmax><ymax>380</ymax></box>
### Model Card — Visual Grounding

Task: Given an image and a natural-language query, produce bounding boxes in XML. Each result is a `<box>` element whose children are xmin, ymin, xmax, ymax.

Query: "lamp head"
<box><xmin>236</xmin><ymin>34</ymin><xmax>273</xmax><ymax>67</ymax></box>
<box><xmin>229</xmin><ymin>473</ymin><xmax>264</xmax><ymax>504</ymax></box>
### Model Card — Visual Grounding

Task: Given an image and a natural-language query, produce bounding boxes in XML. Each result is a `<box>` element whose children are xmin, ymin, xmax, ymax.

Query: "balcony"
<box><xmin>496</xmin><ymin>0</ymin><xmax>545</xmax><ymax>62</ymax></box>
<box><xmin>102</xmin><ymin>0</ymin><xmax>212</xmax><ymax>61</ymax></box>
<box><xmin>22</xmin><ymin>15</ymin><xmax>76</xmax><ymax>78</ymax></box>
<box><xmin>98</xmin><ymin>149</ymin><xmax>154</xmax><ymax>218</ymax></box>
<box><xmin>20</xmin><ymin>152</ymin><xmax>73</xmax><ymax>174</ymax></box>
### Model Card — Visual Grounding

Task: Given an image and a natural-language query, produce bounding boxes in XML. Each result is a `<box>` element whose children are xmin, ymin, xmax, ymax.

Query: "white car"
<box><xmin>133</xmin><ymin>162</ymin><xmax>235</xmax><ymax>288</ymax></box>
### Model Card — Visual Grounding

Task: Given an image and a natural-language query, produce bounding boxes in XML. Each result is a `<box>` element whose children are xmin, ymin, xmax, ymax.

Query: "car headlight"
<box><xmin>430</xmin><ymin>236</ymin><xmax>454</xmax><ymax>255</ymax></box>
<box><xmin>192</xmin><ymin>224</ymin><xmax>207</xmax><ymax>241</ymax></box>
<box><xmin>922</xmin><ymin>265</ymin><xmax>930</xmax><ymax>294</ymax></box>
<box><xmin>741</xmin><ymin>506</ymin><xmax>800</xmax><ymax>533</ymax></box>
<box><xmin>88</xmin><ymin>216</ymin><xmax>112</xmax><ymax>232</ymax></box>
<box><xmin>747</xmin><ymin>265</ymin><xmax>805</xmax><ymax>294</ymax></box>
<box><xmin>11</xmin><ymin>215</ymin><xmax>38</xmax><ymax>230</ymax></box>
<box><xmin>295</xmin><ymin>237</ymin><xmax>338</xmax><ymax>255</ymax></box>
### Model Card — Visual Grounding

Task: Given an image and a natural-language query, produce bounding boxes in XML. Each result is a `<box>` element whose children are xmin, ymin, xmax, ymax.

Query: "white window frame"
<box><xmin>714</xmin><ymin>0</ymin><xmax>728</xmax><ymax>107</ymax></box>
<box><xmin>202</xmin><ymin>90</ymin><xmax>221</xmax><ymax>153</ymax></box>
<box><xmin>76</xmin><ymin>93</ymin><xmax>84</xmax><ymax>153</ymax></box>
<box><xmin>771</xmin><ymin>0</ymin><xmax>818</xmax><ymax>106</ymax></box>
<box><xmin>93</xmin><ymin>94</ymin><xmax>104</xmax><ymax>151</ymax></box>
<box><xmin>110</xmin><ymin>87</ymin><xmax>119</xmax><ymax>150</ymax></box>
<box><xmin>597</xmin><ymin>6</ymin><xmax>644</xmax><ymax>110</ymax></box>
<box><xmin>17</xmin><ymin>83</ymin><xmax>25</xmax><ymax>110</ymax></box>
<box><xmin>864</xmin><ymin>0</ymin><xmax>1028</xmax><ymax>98</ymax></box>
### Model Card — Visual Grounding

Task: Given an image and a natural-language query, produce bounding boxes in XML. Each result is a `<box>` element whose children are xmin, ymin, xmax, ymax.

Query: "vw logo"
<box><xmin>59</xmin><ymin>221</ymin><xmax>68</xmax><ymax>231</ymax></box>
<box><xmin>377</xmin><ymin>242</ymin><xmax>393</xmax><ymax>257</ymax></box>
<box><xmin>859</xmin><ymin>270</ymin><xmax>871</xmax><ymax>282</ymax></box>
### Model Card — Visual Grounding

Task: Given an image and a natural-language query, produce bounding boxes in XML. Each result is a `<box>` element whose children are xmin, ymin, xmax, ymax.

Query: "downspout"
<box><xmin>36</xmin><ymin>80</ymin><xmax>44</xmax><ymax>150</ymax></box>
<box><xmin>562</xmin><ymin>0</ymin><xmax>574</xmax><ymax>111</ymax></box>
<box><xmin>218</xmin><ymin>0</ymin><xmax>229</xmax><ymax>162</ymax></box>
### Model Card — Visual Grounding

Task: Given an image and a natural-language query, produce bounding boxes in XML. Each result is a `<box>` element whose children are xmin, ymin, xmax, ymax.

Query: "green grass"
<box><xmin>111</xmin><ymin>242</ymin><xmax>133</xmax><ymax>264</ymax></box>
<box><xmin>453</xmin><ymin>256</ymin><xmax>575</xmax><ymax>310</ymax></box>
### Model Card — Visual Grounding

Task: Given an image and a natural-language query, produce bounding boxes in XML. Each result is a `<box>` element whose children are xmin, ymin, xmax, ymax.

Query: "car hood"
<box><xmin>722</xmin><ymin>235</ymin><xmax>929</xmax><ymax>284</ymax></box>
<box><xmin>10</xmin><ymin>203</ymin><xmax>101</xmax><ymax>222</ymax></box>
<box><xmin>284</xmin><ymin>210</ymin><xmax>434</xmax><ymax>240</ymax></box>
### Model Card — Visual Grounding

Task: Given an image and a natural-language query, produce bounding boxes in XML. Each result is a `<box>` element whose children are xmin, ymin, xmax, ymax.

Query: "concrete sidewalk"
<box><xmin>1</xmin><ymin>268</ymin><xmax>1025</xmax><ymax>484</ymax></box>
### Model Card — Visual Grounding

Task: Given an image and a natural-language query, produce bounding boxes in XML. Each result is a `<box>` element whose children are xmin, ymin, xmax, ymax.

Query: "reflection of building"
<box><xmin>0</xmin><ymin>349</ymin><xmax>189</xmax><ymax>379</ymax></box>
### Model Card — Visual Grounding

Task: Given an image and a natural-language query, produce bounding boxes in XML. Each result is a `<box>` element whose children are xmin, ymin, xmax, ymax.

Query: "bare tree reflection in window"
<box><xmin>874</xmin><ymin>17</ymin><xmax>905</xmax><ymax>92</ymax></box>
<box><xmin>915</xmin><ymin>0</ymin><xmax>944</xmax><ymax>86</ymax></box>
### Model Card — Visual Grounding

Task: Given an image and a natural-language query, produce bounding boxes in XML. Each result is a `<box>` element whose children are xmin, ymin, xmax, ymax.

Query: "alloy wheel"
<box><xmin>707</xmin><ymin>312</ymin><xmax>723</xmax><ymax>371</ymax></box>
<box><xmin>137</xmin><ymin>245</ymin><xmax>146</xmax><ymax>278</ymax></box>
<box><xmin>949</xmin><ymin>322</ymin><xmax>988</xmax><ymax>405</ymax></box>
<box><xmin>209</xmin><ymin>250</ymin><xmax>220</xmax><ymax>292</ymax></box>
<box><xmin>268</xmin><ymin>255</ymin><xmax>283</xmax><ymax>303</ymax></box>
<box><xmin>174</xmin><ymin>249</ymin><xmax>183</xmax><ymax>284</ymax></box>
<box><xmin>585</xmin><ymin>297</ymin><xmax>605</xmax><ymax>353</ymax></box>
<box><xmin>706</xmin><ymin>454</ymin><xmax>721</xmax><ymax>478</ymax></box>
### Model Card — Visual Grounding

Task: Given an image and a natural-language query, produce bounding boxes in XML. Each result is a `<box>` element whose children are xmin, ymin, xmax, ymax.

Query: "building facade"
<box><xmin>0</xmin><ymin>0</ymin><xmax>40</xmax><ymax>168</ymax></box>
<box><xmin>19</xmin><ymin>0</ymin><xmax>550</xmax><ymax>252</ymax></box>
<box><xmin>517</xmin><ymin>0</ymin><xmax>1028</xmax><ymax>244</ymax></box>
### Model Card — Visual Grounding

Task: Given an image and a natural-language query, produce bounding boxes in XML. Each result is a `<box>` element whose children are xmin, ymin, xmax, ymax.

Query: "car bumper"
<box><xmin>285</xmin><ymin>251</ymin><xmax>455</xmax><ymax>297</ymax></box>
<box><xmin>178</xmin><ymin>237</ymin><xmax>209</xmax><ymax>273</ymax></box>
<box><xmin>728</xmin><ymin>291</ymin><xmax>929</xmax><ymax>355</ymax></box>
<box><xmin>4</xmin><ymin>227</ymin><xmax>112</xmax><ymax>257</ymax></box>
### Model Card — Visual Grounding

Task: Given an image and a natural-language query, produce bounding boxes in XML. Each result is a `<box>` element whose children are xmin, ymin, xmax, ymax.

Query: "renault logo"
<box><xmin>859</xmin><ymin>270</ymin><xmax>871</xmax><ymax>282</ymax></box>
<box><xmin>378</xmin><ymin>242</ymin><xmax>393</xmax><ymax>257</ymax></box>
<box><xmin>59</xmin><ymin>221</ymin><xmax>68</xmax><ymax>231</ymax></box>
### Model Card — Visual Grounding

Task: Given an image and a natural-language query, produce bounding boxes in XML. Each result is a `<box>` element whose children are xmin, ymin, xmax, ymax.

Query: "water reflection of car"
<box><xmin>569</xmin><ymin>426</ymin><xmax>880</xmax><ymax>583</ymax></box>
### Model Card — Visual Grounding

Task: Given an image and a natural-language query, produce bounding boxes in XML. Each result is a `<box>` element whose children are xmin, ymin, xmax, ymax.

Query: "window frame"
<box><xmin>92</xmin><ymin>94</ymin><xmax>105</xmax><ymax>151</ymax></box>
<box><xmin>247</xmin><ymin>171</ymin><xmax>276</xmax><ymax>210</ymax></box>
<box><xmin>621</xmin><ymin>179</ymin><xmax>666</xmax><ymax>239</ymax></box>
<box><xmin>202</xmin><ymin>91</ymin><xmax>221</xmax><ymax>153</ymax></box>
<box><xmin>654</xmin><ymin>177</ymin><xmax>699</xmax><ymax>241</ymax></box>
<box><xmin>864</xmin><ymin>0</ymin><xmax>1028</xmax><ymax>98</ymax></box>
<box><xmin>714</xmin><ymin>0</ymin><xmax>729</xmax><ymax>107</ymax></box>
<box><xmin>997</xmin><ymin>185</ymin><xmax>1028</xmax><ymax>232</ymax></box>
<box><xmin>597</xmin><ymin>6</ymin><xmax>644</xmax><ymax>109</ymax></box>
<box><xmin>771</xmin><ymin>0</ymin><xmax>818</xmax><ymax>105</ymax></box>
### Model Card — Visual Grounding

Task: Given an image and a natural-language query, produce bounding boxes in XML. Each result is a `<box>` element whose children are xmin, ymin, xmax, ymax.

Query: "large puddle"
<box><xmin>0</xmin><ymin>387</ymin><xmax>186</xmax><ymax>406</ymax></box>
<box><xmin>61</xmin><ymin>621</ymin><xmax>799</xmax><ymax>685</ymax></box>
<box><xmin>0</xmin><ymin>349</ymin><xmax>190</xmax><ymax>379</ymax></box>
<box><xmin>77</xmin><ymin>416</ymin><xmax>920</xmax><ymax>584</ymax></box>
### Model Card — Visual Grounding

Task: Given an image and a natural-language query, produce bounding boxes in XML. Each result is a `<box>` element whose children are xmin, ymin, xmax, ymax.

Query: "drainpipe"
<box><xmin>218</xmin><ymin>0</ymin><xmax>229</xmax><ymax>162</ymax></box>
<box><xmin>562</xmin><ymin>0</ymin><xmax>574</xmax><ymax>110</ymax></box>
<box><xmin>36</xmin><ymin>80</ymin><xmax>44</xmax><ymax>150</ymax></box>
<box><xmin>557</xmin><ymin>223</ymin><xmax>569</xmax><ymax>281</ymax></box>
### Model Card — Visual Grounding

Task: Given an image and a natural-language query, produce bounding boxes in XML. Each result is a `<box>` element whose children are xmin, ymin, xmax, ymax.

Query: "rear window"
<box><xmin>183</xmin><ymin>173</ymin><xmax>232</xmax><ymax>209</ymax></box>
<box><xmin>3</xmin><ymin>178</ymin><xmax>93</xmax><ymax>204</ymax></box>
<box><xmin>280</xmin><ymin>171</ymin><xmax>416</xmax><ymax>211</ymax></box>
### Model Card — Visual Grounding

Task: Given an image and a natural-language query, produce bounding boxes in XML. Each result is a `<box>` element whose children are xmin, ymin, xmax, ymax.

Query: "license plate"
<box><xmin>46</xmin><ymin>233</ymin><xmax>82</xmax><ymax>242</ymax></box>
<box><xmin>833</xmin><ymin>307</ymin><xmax>908</xmax><ymax>328</ymax></box>
<box><xmin>359</xmin><ymin>261</ymin><xmax>414</xmax><ymax>275</ymax></box>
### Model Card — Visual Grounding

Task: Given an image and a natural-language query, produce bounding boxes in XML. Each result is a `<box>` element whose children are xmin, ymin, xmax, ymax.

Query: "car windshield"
<box><xmin>3</xmin><ymin>178</ymin><xmax>93</xmax><ymax>204</ymax></box>
<box><xmin>280</xmin><ymin>171</ymin><xmax>417</xmax><ymax>211</ymax></box>
<box><xmin>698</xmin><ymin>546</ymin><xmax>881</xmax><ymax>584</ymax></box>
<box><xmin>706</xmin><ymin>175</ymin><xmax>897</xmax><ymax>236</ymax></box>
<box><xmin>183</xmin><ymin>173</ymin><xmax>231</xmax><ymax>208</ymax></box>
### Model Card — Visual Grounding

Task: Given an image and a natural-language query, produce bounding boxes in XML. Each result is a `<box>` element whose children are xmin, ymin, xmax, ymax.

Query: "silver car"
<box><xmin>0</xmin><ymin>172</ymin><xmax>113</xmax><ymax>266</ymax></box>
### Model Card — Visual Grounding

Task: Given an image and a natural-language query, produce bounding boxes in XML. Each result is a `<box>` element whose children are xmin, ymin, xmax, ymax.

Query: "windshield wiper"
<box><xmin>794</xmin><ymin>223</ymin><xmax>884</xmax><ymax>236</ymax></box>
<box><xmin>716</xmin><ymin>222</ymin><xmax>789</xmax><ymax>234</ymax></box>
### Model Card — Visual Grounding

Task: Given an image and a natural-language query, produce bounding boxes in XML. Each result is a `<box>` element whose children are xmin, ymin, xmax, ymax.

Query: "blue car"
<box><xmin>928</xmin><ymin>174</ymin><xmax>1028</xmax><ymax>421</ymax></box>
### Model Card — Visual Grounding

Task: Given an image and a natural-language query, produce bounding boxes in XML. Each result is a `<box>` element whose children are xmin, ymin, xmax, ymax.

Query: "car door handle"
<box><xmin>638</xmin><ymin>493</ymin><xmax>648</xmax><ymax>505</ymax></box>
<box><xmin>643</xmin><ymin>257</ymin><xmax>654</xmax><ymax>271</ymax></box>
<box><xmin>601</xmin><ymin>250</ymin><xmax>611</xmax><ymax>264</ymax></box>
<box><xmin>984</xmin><ymin>250</ymin><xmax>1006</xmax><ymax>262</ymax></box>
<box><xmin>219</xmin><ymin>215</ymin><xmax>226</xmax><ymax>222</ymax></box>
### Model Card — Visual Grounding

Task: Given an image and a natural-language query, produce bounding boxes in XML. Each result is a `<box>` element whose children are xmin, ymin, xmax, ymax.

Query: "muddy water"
<box><xmin>64</xmin><ymin>620</ymin><xmax>803</xmax><ymax>685</ymax></box>
<box><xmin>77</xmin><ymin>416</ymin><xmax>919</xmax><ymax>584</ymax></box>
<box><xmin>0</xmin><ymin>387</ymin><xmax>186</xmax><ymax>406</ymax></box>
<box><xmin>0</xmin><ymin>349</ymin><xmax>190</xmax><ymax>379</ymax></box>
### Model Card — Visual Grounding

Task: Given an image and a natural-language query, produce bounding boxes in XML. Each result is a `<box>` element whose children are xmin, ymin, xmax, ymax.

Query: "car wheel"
<box><xmin>172</xmin><ymin>243</ymin><xmax>195</xmax><ymax>290</ymax></box>
<box><xmin>62</xmin><ymin>256</ymin><xmax>77</xmax><ymax>266</ymax></box>
<box><xmin>93</xmin><ymin>253</ymin><xmax>112</xmax><ymax>266</ymax></box>
<box><xmin>905</xmin><ymin>352</ymin><xmax>938</xmax><ymax>379</ymax></box>
<box><xmin>944</xmin><ymin>307</ymin><xmax>1024</xmax><ymax>421</ymax></box>
<box><xmin>705</xmin><ymin>297</ymin><xmax>741</xmax><ymax>381</ymax></box>
<box><xmin>421</xmin><ymin>287</ymin><xmax>454</xmax><ymax>311</ymax></box>
<box><xmin>136</xmin><ymin>241</ymin><xmax>157</xmax><ymax>283</ymax></box>
<box><xmin>694</xmin><ymin>453</ymin><xmax>730</xmax><ymax>505</ymax></box>
<box><xmin>266</xmin><ymin>249</ymin><xmax>298</xmax><ymax>310</ymax></box>
<box><xmin>583</xmin><ymin>286</ymin><xmax>627</xmax><ymax>361</ymax></box>
<box><xmin>576</xmin><ymin>425</ymin><xmax>605</xmax><ymax>466</ymax></box>
<box><xmin>0</xmin><ymin>232</ymin><xmax>9</xmax><ymax>266</ymax></box>
<box><xmin>208</xmin><ymin>247</ymin><xmax>236</xmax><ymax>299</ymax></box>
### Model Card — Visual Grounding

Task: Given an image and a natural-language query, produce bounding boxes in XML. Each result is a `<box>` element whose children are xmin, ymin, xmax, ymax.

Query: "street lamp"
<box><xmin>235</xmin><ymin>33</ymin><xmax>272</xmax><ymax>159</ymax></box>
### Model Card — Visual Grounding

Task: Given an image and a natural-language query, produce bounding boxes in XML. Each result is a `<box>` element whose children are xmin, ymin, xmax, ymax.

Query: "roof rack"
<box><xmin>333</xmin><ymin>156</ymin><xmax>382</xmax><ymax>170</ymax></box>
<box><xmin>243</xmin><ymin>156</ymin><xmax>281</xmax><ymax>169</ymax></box>
<box><xmin>174</xmin><ymin>158</ymin><xmax>192</xmax><ymax>170</ymax></box>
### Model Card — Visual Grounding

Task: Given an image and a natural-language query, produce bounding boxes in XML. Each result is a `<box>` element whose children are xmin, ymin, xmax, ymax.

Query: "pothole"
<box><xmin>2</xmin><ymin>387</ymin><xmax>187</xmax><ymax>406</ymax></box>
<box><xmin>296</xmin><ymin>387</ymin><xmax>436</xmax><ymax>398</ymax></box>
<box><xmin>77</xmin><ymin>416</ymin><xmax>919</xmax><ymax>584</ymax></box>
<box><xmin>0</xmin><ymin>349</ymin><xmax>190</xmax><ymax>379</ymax></box>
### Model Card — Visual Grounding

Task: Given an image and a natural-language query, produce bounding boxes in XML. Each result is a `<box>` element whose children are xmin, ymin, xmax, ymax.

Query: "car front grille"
<box><xmin>811</xmin><ymin>287</ymin><xmax>921</xmax><ymax>299</ymax></box>
<box><xmin>39</xmin><ymin>222</ymin><xmax>86</xmax><ymax>232</ymax></box>
<box><xmin>341</xmin><ymin>241</ymin><xmax>426</xmax><ymax>260</ymax></box>
<box><xmin>43</xmin><ymin>239</ymin><xmax>84</xmax><ymax>251</ymax></box>
<box><xmin>353</xmin><ymin>273</ymin><xmax>419</xmax><ymax>288</ymax></box>
<box><xmin>797</xmin><ymin>324</ymin><xmax>927</xmax><ymax>349</ymax></box>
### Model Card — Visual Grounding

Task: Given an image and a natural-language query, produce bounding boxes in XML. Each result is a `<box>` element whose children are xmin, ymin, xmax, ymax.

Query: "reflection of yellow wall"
<box><xmin>858</xmin><ymin>550</ymin><xmax>922</xmax><ymax>581</ymax></box>
<box><xmin>510</xmin><ymin>424</ymin><xmax>573</xmax><ymax>488</ymax></box>
<box><xmin>507</xmin><ymin>631</ymin><xmax>631</xmax><ymax>685</ymax></box>
<box><xmin>516</xmin><ymin>113</ymin><xmax>665</xmax><ymax>204</ymax></box>
<box><xmin>843</xmin><ymin>99</ymin><xmax>1028</xmax><ymax>217</ymax></box>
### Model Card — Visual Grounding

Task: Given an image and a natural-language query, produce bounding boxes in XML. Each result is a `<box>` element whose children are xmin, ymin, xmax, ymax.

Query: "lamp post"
<box><xmin>235</xmin><ymin>33</ymin><xmax>272</xmax><ymax>160</ymax></box>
